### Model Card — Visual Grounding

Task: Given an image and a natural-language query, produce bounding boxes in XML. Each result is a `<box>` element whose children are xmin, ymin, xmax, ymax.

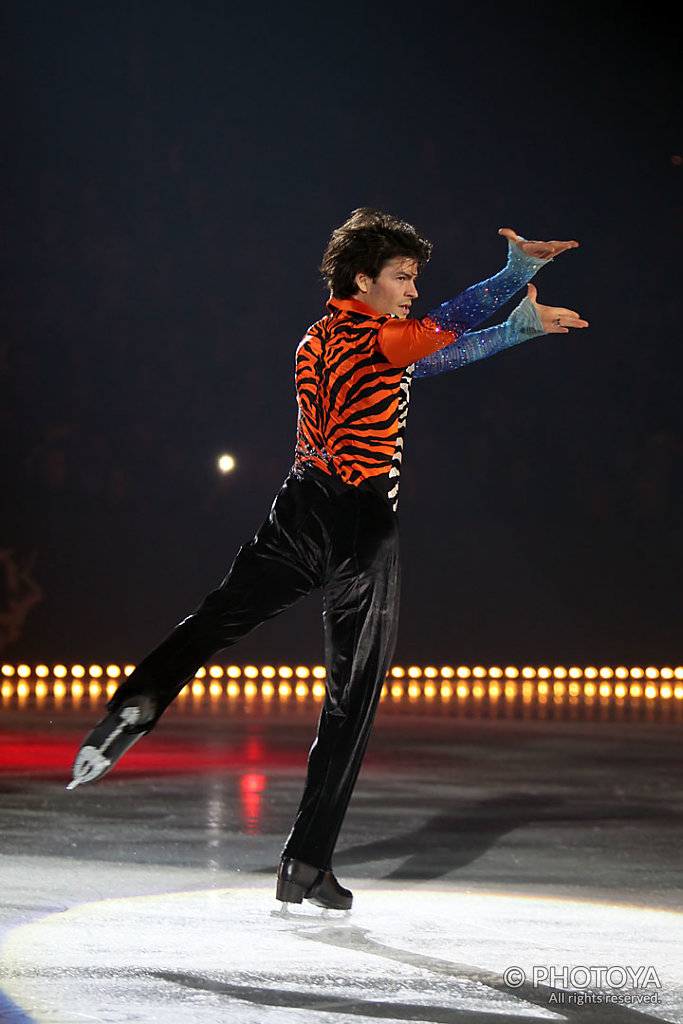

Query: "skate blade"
<box><xmin>270</xmin><ymin>902</ymin><xmax>351</xmax><ymax>920</ymax></box>
<box><xmin>67</xmin><ymin>745</ymin><xmax>112</xmax><ymax>789</ymax></box>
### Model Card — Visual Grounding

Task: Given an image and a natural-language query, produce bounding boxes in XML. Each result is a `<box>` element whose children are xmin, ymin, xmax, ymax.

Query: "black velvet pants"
<box><xmin>110</xmin><ymin>469</ymin><xmax>401</xmax><ymax>869</ymax></box>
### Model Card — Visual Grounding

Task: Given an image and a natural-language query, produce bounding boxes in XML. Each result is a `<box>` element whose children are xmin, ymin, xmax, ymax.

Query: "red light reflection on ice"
<box><xmin>239</xmin><ymin>772</ymin><xmax>266</xmax><ymax>833</ymax></box>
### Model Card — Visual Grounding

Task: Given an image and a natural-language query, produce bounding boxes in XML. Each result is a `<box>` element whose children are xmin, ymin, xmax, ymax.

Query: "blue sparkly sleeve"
<box><xmin>413</xmin><ymin>294</ymin><xmax>545</xmax><ymax>379</ymax></box>
<box><xmin>425</xmin><ymin>240</ymin><xmax>551</xmax><ymax>334</ymax></box>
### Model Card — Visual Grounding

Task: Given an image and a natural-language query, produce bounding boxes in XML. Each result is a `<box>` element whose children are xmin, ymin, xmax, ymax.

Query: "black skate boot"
<box><xmin>67</xmin><ymin>695</ymin><xmax>157</xmax><ymax>790</ymax></box>
<box><xmin>276</xmin><ymin>857</ymin><xmax>353</xmax><ymax>910</ymax></box>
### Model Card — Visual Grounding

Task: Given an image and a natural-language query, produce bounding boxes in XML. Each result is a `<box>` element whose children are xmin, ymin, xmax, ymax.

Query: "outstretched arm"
<box><xmin>413</xmin><ymin>282</ymin><xmax>588</xmax><ymax>379</ymax></box>
<box><xmin>378</xmin><ymin>229</ymin><xmax>578</xmax><ymax>367</ymax></box>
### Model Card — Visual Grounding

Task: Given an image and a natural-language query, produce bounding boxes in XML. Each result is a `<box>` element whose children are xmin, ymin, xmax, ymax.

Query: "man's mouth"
<box><xmin>399</xmin><ymin>304</ymin><xmax>411</xmax><ymax>315</ymax></box>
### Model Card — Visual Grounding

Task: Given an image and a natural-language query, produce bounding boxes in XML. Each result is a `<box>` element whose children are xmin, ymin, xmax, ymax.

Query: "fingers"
<box><xmin>549</xmin><ymin>240</ymin><xmax>579</xmax><ymax>253</ymax></box>
<box><xmin>550</xmin><ymin>314</ymin><xmax>589</xmax><ymax>332</ymax></box>
<box><xmin>526</xmin><ymin>282</ymin><xmax>538</xmax><ymax>301</ymax></box>
<box><xmin>498</xmin><ymin>227</ymin><xmax>521</xmax><ymax>242</ymax></box>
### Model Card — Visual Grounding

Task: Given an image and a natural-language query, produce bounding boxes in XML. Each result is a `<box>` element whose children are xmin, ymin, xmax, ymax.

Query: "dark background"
<box><xmin>2</xmin><ymin>0</ymin><xmax>681</xmax><ymax>667</ymax></box>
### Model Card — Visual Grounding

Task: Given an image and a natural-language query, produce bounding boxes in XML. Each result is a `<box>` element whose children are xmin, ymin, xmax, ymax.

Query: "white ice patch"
<box><xmin>1</xmin><ymin>886</ymin><xmax>682</xmax><ymax>1023</ymax></box>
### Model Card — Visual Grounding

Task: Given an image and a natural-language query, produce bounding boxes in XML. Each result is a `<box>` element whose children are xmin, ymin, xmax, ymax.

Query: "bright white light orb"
<box><xmin>218</xmin><ymin>454</ymin><xmax>235</xmax><ymax>473</ymax></box>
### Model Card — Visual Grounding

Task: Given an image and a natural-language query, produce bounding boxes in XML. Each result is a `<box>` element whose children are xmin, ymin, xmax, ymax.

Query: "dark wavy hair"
<box><xmin>320</xmin><ymin>208</ymin><xmax>433</xmax><ymax>299</ymax></box>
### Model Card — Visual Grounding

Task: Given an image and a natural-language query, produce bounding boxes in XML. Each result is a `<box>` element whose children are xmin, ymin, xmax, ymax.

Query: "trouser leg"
<box><xmin>109</xmin><ymin>475</ymin><xmax>325</xmax><ymax>724</ymax></box>
<box><xmin>282</xmin><ymin>488</ymin><xmax>400</xmax><ymax>869</ymax></box>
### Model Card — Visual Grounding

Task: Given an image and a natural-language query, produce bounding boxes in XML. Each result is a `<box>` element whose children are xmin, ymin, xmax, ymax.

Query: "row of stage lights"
<box><xmin>2</xmin><ymin>663</ymin><xmax>683</xmax><ymax>704</ymax></box>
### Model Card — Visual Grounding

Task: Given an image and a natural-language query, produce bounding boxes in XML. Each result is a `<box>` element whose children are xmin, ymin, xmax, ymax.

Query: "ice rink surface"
<box><xmin>1</xmin><ymin>694</ymin><xmax>682</xmax><ymax>1023</ymax></box>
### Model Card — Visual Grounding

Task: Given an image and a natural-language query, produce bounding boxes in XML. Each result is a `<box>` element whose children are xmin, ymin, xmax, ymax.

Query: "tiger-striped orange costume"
<box><xmin>293</xmin><ymin>296</ymin><xmax>460</xmax><ymax>509</ymax></box>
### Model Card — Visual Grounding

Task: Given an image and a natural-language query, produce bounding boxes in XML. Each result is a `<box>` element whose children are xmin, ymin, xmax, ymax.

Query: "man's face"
<box><xmin>354</xmin><ymin>256</ymin><xmax>419</xmax><ymax>319</ymax></box>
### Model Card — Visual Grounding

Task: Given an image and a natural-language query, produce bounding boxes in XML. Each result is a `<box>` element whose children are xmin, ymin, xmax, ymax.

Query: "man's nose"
<box><xmin>407</xmin><ymin>281</ymin><xmax>418</xmax><ymax>298</ymax></box>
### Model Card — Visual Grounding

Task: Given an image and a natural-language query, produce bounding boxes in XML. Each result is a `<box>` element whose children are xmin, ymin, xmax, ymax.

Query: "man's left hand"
<box><xmin>499</xmin><ymin>227</ymin><xmax>579</xmax><ymax>260</ymax></box>
<box><xmin>526</xmin><ymin>282</ymin><xmax>589</xmax><ymax>334</ymax></box>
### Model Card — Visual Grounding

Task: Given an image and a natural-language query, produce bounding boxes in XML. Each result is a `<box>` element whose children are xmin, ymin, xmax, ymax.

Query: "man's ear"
<box><xmin>354</xmin><ymin>271</ymin><xmax>370</xmax><ymax>295</ymax></box>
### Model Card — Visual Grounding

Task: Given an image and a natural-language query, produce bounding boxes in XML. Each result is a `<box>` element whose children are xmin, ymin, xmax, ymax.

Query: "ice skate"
<box><xmin>67</xmin><ymin>695</ymin><xmax>157</xmax><ymax>790</ymax></box>
<box><xmin>276</xmin><ymin>857</ymin><xmax>353</xmax><ymax>910</ymax></box>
